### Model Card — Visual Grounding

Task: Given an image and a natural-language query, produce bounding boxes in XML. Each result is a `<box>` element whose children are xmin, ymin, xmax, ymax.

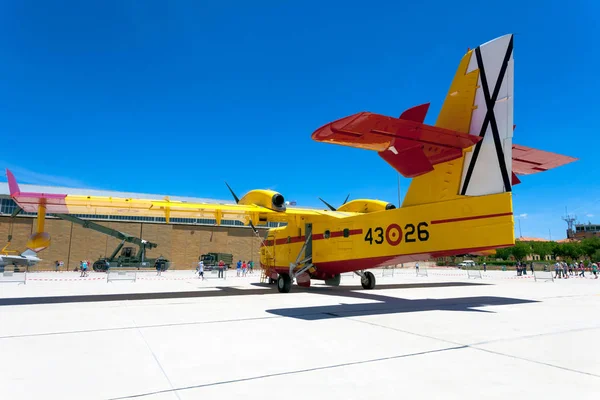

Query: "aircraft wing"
<box><xmin>5</xmin><ymin>169</ymin><xmax>333</xmax><ymax>226</ymax></box>
<box><xmin>311</xmin><ymin>104</ymin><xmax>483</xmax><ymax>177</ymax></box>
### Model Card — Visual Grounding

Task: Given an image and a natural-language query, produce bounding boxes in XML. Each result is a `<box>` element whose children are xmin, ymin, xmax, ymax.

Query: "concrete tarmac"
<box><xmin>0</xmin><ymin>268</ymin><xmax>599</xmax><ymax>399</ymax></box>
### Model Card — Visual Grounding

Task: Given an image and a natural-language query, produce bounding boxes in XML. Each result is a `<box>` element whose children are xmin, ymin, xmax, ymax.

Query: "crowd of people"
<box><xmin>553</xmin><ymin>261</ymin><xmax>598</xmax><ymax>279</ymax></box>
<box><xmin>513</xmin><ymin>260</ymin><xmax>598</xmax><ymax>279</ymax></box>
<box><xmin>195</xmin><ymin>259</ymin><xmax>254</xmax><ymax>279</ymax></box>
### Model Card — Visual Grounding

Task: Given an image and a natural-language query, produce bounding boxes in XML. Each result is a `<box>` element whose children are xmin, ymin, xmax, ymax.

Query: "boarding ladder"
<box><xmin>258</xmin><ymin>232</ymin><xmax>276</xmax><ymax>283</ymax></box>
<box><xmin>288</xmin><ymin>229</ymin><xmax>315</xmax><ymax>281</ymax></box>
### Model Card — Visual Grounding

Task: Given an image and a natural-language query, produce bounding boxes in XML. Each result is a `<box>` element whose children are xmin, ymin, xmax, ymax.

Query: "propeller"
<box><xmin>225</xmin><ymin>182</ymin><xmax>258</xmax><ymax>234</ymax></box>
<box><xmin>318</xmin><ymin>194</ymin><xmax>350</xmax><ymax>211</ymax></box>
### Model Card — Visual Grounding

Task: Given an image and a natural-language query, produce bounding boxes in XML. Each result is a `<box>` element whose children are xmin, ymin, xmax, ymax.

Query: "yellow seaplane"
<box><xmin>6</xmin><ymin>34</ymin><xmax>575</xmax><ymax>292</ymax></box>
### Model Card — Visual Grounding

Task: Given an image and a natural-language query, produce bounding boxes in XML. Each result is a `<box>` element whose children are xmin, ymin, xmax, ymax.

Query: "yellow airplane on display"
<box><xmin>6</xmin><ymin>34</ymin><xmax>576</xmax><ymax>293</ymax></box>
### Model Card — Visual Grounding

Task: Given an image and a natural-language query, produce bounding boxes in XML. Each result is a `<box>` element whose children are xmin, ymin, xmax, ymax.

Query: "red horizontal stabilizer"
<box><xmin>378</xmin><ymin>142</ymin><xmax>434</xmax><ymax>178</ymax></box>
<box><xmin>311</xmin><ymin>112</ymin><xmax>481</xmax><ymax>177</ymax></box>
<box><xmin>399</xmin><ymin>103</ymin><xmax>429</xmax><ymax>123</ymax></box>
<box><xmin>512</xmin><ymin>144</ymin><xmax>577</xmax><ymax>175</ymax></box>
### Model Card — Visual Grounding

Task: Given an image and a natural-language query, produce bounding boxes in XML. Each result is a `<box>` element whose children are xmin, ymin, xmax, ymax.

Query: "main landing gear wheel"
<box><xmin>277</xmin><ymin>273</ymin><xmax>292</xmax><ymax>293</ymax></box>
<box><xmin>361</xmin><ymin>271</ymin><xmax>376</xmax><ymax>290</ymax></box>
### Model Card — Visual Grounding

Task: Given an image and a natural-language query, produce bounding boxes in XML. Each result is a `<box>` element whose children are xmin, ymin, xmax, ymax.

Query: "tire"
<box><xmin>93</xmin><ymin>261</ymin><xmax>107</xmax><ymax>272</ymax></box>
<box><xmin>361</xmin><ymin>271</ymin><xmax>376</xmax><ymax>289</ymax></box>
<box><xmin>324</xmin><ymin>274</ymin><xmax>341</xmax><ymax>286</ymax></box>
<box><xmin>277</xmin><ymin>274</ymin><xmax>292</xmax><ymax>293</ymax></box>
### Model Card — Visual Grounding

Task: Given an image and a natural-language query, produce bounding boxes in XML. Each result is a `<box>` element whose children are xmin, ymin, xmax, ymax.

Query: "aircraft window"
<box><xmin>324</xmin><ymin>230</ymin><xmax>331</xmax><ymax>239</ymax></box>
<box><xmin>343</xmin><ymin>228</ymin><xmax>350</xmax><ymax>238</ymax></box>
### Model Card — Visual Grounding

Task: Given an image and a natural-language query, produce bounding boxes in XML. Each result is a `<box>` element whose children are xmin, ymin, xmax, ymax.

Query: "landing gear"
<box><xmin>357</xmin><ymin>271</ymin><xmax>376</xmax><ymax>289</ymax></box>
<box><xmin>324</xmin><ymin>274</ymin><xmax>341</xmax><ymax>286</ymax></box>
<box><xmin>277</xmin><ymin>273</ymin><xmax>292</xmax><ymax>293</ymax></box>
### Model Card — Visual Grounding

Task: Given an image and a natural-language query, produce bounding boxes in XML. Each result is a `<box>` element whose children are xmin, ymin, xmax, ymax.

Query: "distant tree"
<box><xmin>560</xmin><ymin>242</ymin><xmax>583</xmax><ymax>260</ymax></box>
<box><xmin>580</xmin><ymin>237</ymin><xmax>600</xmax><ymax>258</ymax></box>
<box><xmin>531</xmin><ymin>241</ymin><xmax>552</xmax><ymax>260</ymax></box>
<box><xmin>511</xmin><ymin>241</ymin><xmax>532</xmax><ymax>261</ymax></box>
<box><xmin>494</xmin><ymin>247</ymin><xmax>512</xmax><ymax>260</ymax></box>
<box><xmin>592</xmin><ymin>249</ymin><xmax>600</xmax><ymax>263</ymax></box>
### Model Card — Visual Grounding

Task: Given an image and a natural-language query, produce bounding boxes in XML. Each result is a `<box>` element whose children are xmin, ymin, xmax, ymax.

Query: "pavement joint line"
<box><xmin>0</xmin><ymin>297</ymin><xmax>522</xmax><ymax>340</ymax></box>
<box><xmin>125</xmin><ymin>303</ymin><xmax>182</xmax><ymax>400</ymax></box>
<box><xmin>342</xmin><ymin>316</ymin><xmax>600</xmax><ymax>379</ymax></box>
<box><xmin>0</xmin><ymin>314</ymin><xmax>282</xmax><ymax>340</ymax></box>
<box><xmin>105</xmin><ymin>344</ymin><xmax>467</xmax><ymax>400</ymax></box>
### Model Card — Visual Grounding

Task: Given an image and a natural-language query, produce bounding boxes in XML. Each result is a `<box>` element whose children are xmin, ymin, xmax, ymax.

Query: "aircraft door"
<box><xmin>337</xmin><ymin>224</ymin><xmax>353</xmax><ymax>256</ymax></box>
<box><xmin>305</xmin><ymin>223</ymin><xmax>312</xmax><ymax>260</ymax></box>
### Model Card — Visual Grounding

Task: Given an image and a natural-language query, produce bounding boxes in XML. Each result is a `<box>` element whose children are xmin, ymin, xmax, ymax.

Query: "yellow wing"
<box><xmin>6</xmin><ymin>169</ymin><xmax>343</xmax><ymax>227</ymax></box>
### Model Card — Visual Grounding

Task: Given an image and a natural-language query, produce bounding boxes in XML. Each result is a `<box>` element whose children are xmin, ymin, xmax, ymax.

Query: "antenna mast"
<box><xmin>561</xmin><ymin>206</ymin><xmax>577</xmax><ymax>239</ymax></box>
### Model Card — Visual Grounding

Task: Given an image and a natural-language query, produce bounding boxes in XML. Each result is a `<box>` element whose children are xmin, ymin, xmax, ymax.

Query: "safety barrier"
<box><xmin>416</xmin><ymin>268</ymin><xmax>428</xmax><ymax>277</ymax></box>
<box><xmin>381</xmin><ymin>268</ymin><xmax>395</xmax><ymax>278</ymax></box>
<box><xmin>533</xmin><ymin>270</ymin><xmax>554</xmax><ymax>282</ymax></box>
<box><xmin>341</xmin><ymin>272</ymin><xmax>356</xmax><ymax>280</ymax></box>
<box><xmin>205</xmin><ymin>269</ymin><xmax>227</xmax><ymax>280</ymax></box>
<box><xmin>466</xmin><ymin>269</ymin><xmax>482</xmax><ymax>279</ymax></box>
<box><xmin>106</xmin><ymin>270</ymin><xmax>137</xmax><ymax>283</ymax></box>
<box><xmin>0</xmin><ymin>271</ymin><xmax>26</xmax><ymax>285</ymax></box>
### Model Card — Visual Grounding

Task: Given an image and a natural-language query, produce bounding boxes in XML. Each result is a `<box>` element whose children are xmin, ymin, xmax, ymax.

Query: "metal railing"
<box><xmin>533</xmin><ymin>270</ymin><xmax>554</xmax><ymax>282</ymax></box>
<box><xmin>106</xmin><ymin>270</ymin><xmax>137</xmax><ymax>283</ymax></box>
<box><xmin>0</xmin><ymin>271</ymin><xmax>26</xmax><ymax>285</ymax></box>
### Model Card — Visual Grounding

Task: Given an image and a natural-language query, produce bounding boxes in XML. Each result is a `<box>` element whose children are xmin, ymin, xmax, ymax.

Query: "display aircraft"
<box><xmin>5</xmin><ymin>34</ymin><xmax>576</xmax><ymax>292</ymax></box>
<box><xmin>0</xmin><ymin>245</ymin><xmax>41</xmax><ymax>269</ymax></box>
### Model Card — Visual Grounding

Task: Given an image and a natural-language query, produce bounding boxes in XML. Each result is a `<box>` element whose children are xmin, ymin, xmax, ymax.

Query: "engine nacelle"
<box><xmin>238</xmin><ymin>189</ymin><xmax>286</xmax><ymax>212</ymax></box>
<box><xmin>337</xmin><ymin>199</ymin><xmax>395</xmax><ymax>213</ymax></box>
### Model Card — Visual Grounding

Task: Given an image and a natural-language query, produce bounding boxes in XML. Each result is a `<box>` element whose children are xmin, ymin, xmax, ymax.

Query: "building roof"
<box><xmin>517</xmin><ymin>236</ymin><xmax>549</xmax><ymax>242</ymax></box>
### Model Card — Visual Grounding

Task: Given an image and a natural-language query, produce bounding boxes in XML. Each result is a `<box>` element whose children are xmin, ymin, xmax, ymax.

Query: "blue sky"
<box><xmin>0</xmin><ymin>1</ymin><xmax>597</xmax><ymax>240</ymax></box>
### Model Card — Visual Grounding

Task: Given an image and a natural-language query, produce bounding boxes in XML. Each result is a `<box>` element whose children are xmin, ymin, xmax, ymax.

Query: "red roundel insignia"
<box><xmin>385</xmin><ymin>224</ymin><xmax>402</xmax><ymax>246</ymax></box>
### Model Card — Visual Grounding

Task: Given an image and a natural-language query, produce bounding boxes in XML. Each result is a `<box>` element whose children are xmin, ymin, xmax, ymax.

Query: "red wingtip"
<box><xmin>6</xmin><ymin>169</ymin><xmax>21</xmax><ymax>197</ymax></box>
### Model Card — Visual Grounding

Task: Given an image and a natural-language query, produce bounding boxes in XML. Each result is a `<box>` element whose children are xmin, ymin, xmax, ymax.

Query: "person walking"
<box><xmin>242</xmin><ymin>260</ymin><xmax>247</xmax><ymax>277</ymax></box>
<box><xmin>197</xmin><ymin>260</ymin><xmax>204</xmax><ymax>280</ymax></box>
<box><xmin>236</xmin><ymin>260</ymin><xmax>242</xmax><ymax>277</ymax></box>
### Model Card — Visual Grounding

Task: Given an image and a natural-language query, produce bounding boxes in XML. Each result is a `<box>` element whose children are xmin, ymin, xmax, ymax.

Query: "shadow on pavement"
<box><xmin>0</xmin><ymin>281</ymin><xmax>495</xmax><ymax>307</ymax></box>
<box><xmin>265</xmin><ymin>295</ymin><xmax>538</xmax><ymax>320</ymax></box>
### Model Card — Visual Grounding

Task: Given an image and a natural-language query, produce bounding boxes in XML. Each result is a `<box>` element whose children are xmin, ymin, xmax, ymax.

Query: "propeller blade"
<box><xmin>225</xmin><ymin>182</ymin><xmax>240</xmax><ymax>204</ymax></box>
<box><xmin>342</xmin><ymin>194</ymin><xmax>350</xmax><ymax>205</ymax></box>
<box><xmin>248</xmin><ymin>220</ymin><xmax>258</xmax><ymax>234</ymax></box>
<box><xmin>318</xmin><ymin>197</ymin><xmax>337</xmax><ymax>211</ymax></box>
<box><xmin>10</xmin><ymin>206</ymin><xmax>22</xmax><ymax>219</ymax></box>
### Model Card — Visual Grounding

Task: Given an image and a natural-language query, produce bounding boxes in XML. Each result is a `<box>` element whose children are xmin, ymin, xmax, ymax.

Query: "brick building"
<box><xmin>0</xmin><ymin>182</ymin><xmax>281</xmax><ymax>270</ymax></box>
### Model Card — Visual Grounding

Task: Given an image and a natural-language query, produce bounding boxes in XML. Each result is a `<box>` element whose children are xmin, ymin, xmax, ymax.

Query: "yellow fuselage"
<box><xmin>260</xmin><ymin>192</ymin><xmax>514</xmax><ymax>279</ymax></box>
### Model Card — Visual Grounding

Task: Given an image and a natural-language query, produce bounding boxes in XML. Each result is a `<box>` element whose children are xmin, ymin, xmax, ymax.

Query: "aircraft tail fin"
<box><xmin>403</xmin><ymin>34</ymin><xmax>515</xmax><ymax>206</ymax></box>
<box><xmin>21</xmin><ymin>249</ymin><xmax>37</xmax><ymax>257</ymax></box>
<box><xmin>6</xmin><ymin>169</ymin><xmax>21</xmax><ymax>196</ymax></box>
